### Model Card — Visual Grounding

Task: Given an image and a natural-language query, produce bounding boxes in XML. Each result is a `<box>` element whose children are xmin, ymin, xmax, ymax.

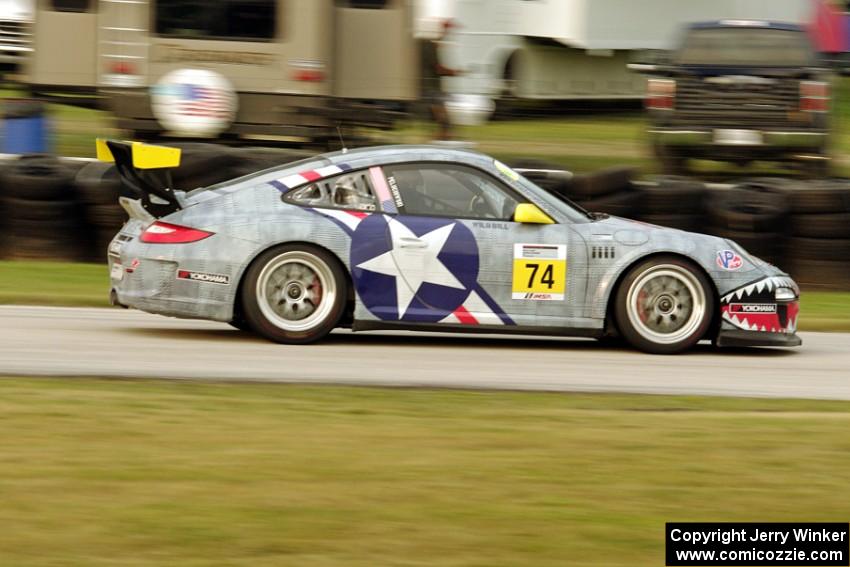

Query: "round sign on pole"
<box><xmin>150</xmin><ymin>69</ymin><xmax>238</xmax><ymax>137</ymax></box>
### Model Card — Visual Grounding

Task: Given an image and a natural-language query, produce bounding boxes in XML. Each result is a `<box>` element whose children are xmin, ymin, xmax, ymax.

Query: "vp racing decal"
<box><xmin>177</xmin><ymin>270</ymin><xmax>230</xmax><ymax>285</ymax></box>
<box><xmin>716</xmin><ymin>249</ymin><xmax>743</xmax><ymax>271</ymax></box>
<box><xmin>512</xmin><ymin>243</ymin><xmax>567</xmax><ymax>300</ymax></box>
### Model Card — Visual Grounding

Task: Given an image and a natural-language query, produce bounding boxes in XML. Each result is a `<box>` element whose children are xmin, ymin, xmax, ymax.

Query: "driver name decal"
<box><xmin>512</xmin><ymin>243</ymin><xmax>567</xmax><ymax>300</ymax></box>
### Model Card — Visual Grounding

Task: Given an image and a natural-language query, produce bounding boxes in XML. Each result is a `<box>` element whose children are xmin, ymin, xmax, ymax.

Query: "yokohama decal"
<box><xmin>177</xmin><ymin>270</ymin><xmax>230</xmax><ymax>285</ymax></box>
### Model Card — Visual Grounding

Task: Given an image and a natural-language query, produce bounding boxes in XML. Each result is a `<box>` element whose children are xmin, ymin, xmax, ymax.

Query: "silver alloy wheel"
<box><xmin>625</xmin><ymin>264</ymin><xmax>706</xmax><ymax>345</ymax></box>
<box><xmin>255</xmin><ymin>251</ymin><xmax>337</xmax><ymax>333</ymax></box>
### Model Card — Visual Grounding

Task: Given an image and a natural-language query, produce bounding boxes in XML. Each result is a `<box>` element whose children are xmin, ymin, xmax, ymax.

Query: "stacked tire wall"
<box><xmin>506</xmin><ymin>159</ymin><xmax>850</xmax><ymax>290</ymax></box>
<box><xmin>0</xmin><ymin>145</ymin><xmax>309</xmax><ymax>262</ymax></box>
<box><xmin>1</xmin><ymin>151</ymin><xmax>848</xmax><ymax>290</ymax></box>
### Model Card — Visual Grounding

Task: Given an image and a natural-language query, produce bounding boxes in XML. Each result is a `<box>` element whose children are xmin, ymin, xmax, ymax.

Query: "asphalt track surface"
<box><xmin>2</xmin><ymin>305</ymin><xmax>849</xmax><ymax>400</ymax></box>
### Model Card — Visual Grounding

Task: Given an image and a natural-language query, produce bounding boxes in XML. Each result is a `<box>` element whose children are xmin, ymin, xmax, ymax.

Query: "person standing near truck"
<box><xmin>421</xmin><ymin>19</ymin><xmax>463</xmax><ymax>141</ymax></box>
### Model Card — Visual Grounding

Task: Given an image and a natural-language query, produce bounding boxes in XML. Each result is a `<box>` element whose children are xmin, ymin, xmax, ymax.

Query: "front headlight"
<box><xmin>775</xmin><ymin>287</ymin><xmax>797</xmax><ymax>302</ymax></box>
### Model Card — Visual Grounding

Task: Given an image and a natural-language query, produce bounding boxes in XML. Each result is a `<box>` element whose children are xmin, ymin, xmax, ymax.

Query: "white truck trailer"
<box><xmin>416</xmin><ymin>0</ymin><xmax>812</xmax><ymax>109</ymax></box>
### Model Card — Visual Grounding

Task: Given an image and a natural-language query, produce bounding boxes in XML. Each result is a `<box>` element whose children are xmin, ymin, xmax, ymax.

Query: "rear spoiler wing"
<box><xmin>96</xmin><ymin>139</ymin><xmax>183</xmax><ymax>217</ymax></box>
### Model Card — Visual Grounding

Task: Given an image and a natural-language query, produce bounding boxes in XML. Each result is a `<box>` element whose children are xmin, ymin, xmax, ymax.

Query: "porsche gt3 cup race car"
<box><xmin>101</xmin><ymin>140</ymin><xmax>801</xmax><ymax>354</ymax></box>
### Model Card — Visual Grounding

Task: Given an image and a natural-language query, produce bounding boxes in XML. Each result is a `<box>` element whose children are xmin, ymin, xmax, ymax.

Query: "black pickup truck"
<box><xmin>631</xmin><ymin>21</ymin><xmax>830</xmax><ymax>176</ymax></box>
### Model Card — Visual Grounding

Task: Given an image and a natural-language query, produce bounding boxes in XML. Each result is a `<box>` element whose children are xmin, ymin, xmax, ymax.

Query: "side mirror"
<box><xmin>514</xmin><ymin>203</ymin><xmax>554</xmax><ymax>224</ymax></box>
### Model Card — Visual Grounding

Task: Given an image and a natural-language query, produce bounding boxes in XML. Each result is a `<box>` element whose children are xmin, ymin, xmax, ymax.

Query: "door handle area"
<box><xmin>398</xmin><ymin>237</ymin><xmax>427</xmax><ymax>249</ymax></box>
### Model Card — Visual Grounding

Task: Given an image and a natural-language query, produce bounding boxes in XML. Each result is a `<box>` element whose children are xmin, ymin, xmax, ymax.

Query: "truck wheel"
<box><xmin>614</xmin><ymin>257</ymin><xmax>714</xmax><ymax>354</ymax></box>
<box><xmin>800</xmin><ymin>158</ymin><xmax>829</xmax><ymax>179</ymax></box>
<box><xmin>241</xmin><ymin>244</ymin><xmax>347</xmax><ymax>344</ymax></box>
<box><xmin>653</xmin><ymin>144</ymin><xmax>687</xmax><ymax>175</ymax></box>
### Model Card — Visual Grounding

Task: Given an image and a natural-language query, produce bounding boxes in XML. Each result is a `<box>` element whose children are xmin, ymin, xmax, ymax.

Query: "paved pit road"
<box><xmin>1</xmin><ymin>305</ymin><xmax>848</xmax><ymax>400</ymax></box>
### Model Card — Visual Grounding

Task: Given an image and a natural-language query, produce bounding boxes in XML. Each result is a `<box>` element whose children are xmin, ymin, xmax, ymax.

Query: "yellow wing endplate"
<box><xmin>96</xmin><ymin>139</ymin><xmax>182</xmax><ymax>169</ymax></box>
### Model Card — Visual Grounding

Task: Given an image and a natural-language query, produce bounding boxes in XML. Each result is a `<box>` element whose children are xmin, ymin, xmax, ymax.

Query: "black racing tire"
<box><xmin>0</xmin><ymin>154</ymin><xmax>76</xmax><ymax>201</ymax></box>
<box><xmin>86</xmin><ymin>204</ymin><xmax>127</xmax><ymax>228</ymax></box>
<box><xmin>614</xmin><ymin>256</ymin><xmax>715</xmax><ymax>354</ymax></box>
<box><xmin>568</xmin><ymin>166</ymin><xmax>635</xmax><ymax>199</ymax></box>
<box><xmin>241</xmin><ymin>244</ymin><xmax>348</xmax><ymax>344</ymax></box>
<box><xmin>508</xmin><ymin>158</ymin><xmax>571</xmax><ymax>194</ymax></box>
<box><xmin>640</xmin><ymin>176</ymin><xmax>706</xmax><ymax>214</ymax></box>
<box><xmin>577</xmin><ymin>189</ymin><xmax>642</xmax><ymax>218</ymax></box>
<box><xmin>228</xmin><ymin>148</ymin><xmax>311</xmax><ymax>178</ymax></box>
<box><xmin>2</xmin><ymin>197</ymin><xmax>81</xmax><ymax>221</ymax></box>
<box><xmin>8</xmin><ymin>236</ymin><xmax>82</xmax><ymax>261</ymax></box>
<box><xmin>9</xmin><ymin>217</ymin><xmax>81</xmax><ymax>239</ymax></box>
<box><xmin>74</xmin><ymin>162</ymin><xmax>124</xmax><ymax>206</ymax></box>
<box><xmin>787</xmin><ymin>236</ymin><xmax>850</xmax><ymax>262</ymax></box>
<box><xmin>653</xmin><ymin>144</ymin><xmax>688</xmax><ymax>175</ymax></box>
<box><xmin>799</xmin><ymin>156</ymin><xmax>830</xmax><ymax>179</ymax></box>
<box><xmin>790</xmin><ymin>212</ymin><xmax>850</xmax><ymax>239</ymax></box>
<box><xmin>790</xmin><ymin>179</ymin><xmax>850</xmax><ymax>214</ymax></box>
<box><xmin>639</xmin><ymin>213</ymin><xmax>705</xmax><ymax>233</ymax></box>
<box><xmin>706</xmin><ymin>185</ymin><xmax>791</xmax><ymax>233</ymax></box>
<box><xmin>169</xmin><ymin>143</ymin><xmax>242</xmax><ymax>190</ymax></box>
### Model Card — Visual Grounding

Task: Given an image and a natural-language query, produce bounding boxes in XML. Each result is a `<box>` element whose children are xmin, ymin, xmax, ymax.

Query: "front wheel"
<box><xmin>241</xmin><ymin>244</ymin><xmax>347</xmax><ymax>344</ymax></box>
<box><xmin>614</xmin><ymin>257</ymin><xmax>714</xmax><ymax>354</ymax></box>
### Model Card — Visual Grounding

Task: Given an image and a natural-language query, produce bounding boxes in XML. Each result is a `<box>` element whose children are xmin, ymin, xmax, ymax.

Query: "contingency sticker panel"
<box><xmin>512</xmin><ymin>243</ymin><xmax>567</xmax><ymax>300</ymax></box>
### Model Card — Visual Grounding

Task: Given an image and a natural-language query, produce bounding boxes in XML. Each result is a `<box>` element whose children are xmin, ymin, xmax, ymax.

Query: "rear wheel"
<box><xmin>614</xmin><ymin>257</ymin><xmax>714</xmax><ymax>354</ymax></box>
<box><xmin>241</xmin><ymin>244</ymin><xmax>347</xmax><ymax>344</ymax></box>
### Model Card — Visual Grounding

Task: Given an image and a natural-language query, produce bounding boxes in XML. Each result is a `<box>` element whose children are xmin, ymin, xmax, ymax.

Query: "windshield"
<box><xmin>677</xmin><ymin>27</ymin><xmax>814</xmax><ymax>66</ymax></box>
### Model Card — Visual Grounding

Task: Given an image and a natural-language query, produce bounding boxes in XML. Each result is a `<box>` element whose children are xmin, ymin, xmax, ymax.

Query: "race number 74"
<box><xmin>512</xmin><ymin>243</ymin><xmax>567</xmax><ymax>301</ymax></box>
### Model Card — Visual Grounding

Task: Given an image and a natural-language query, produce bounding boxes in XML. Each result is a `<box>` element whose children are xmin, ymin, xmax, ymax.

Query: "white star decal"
<box><xmin>355</xmin><ymin>217</ymin><xmax>465</xmax><ymax>319</ymax></box>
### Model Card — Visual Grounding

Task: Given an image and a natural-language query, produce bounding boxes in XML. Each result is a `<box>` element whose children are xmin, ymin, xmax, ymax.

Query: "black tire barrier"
<box><xmin>10</xmin><ymin>235</ymin><xmax>82</xmax><ymax>261</ymax></box>
<box><xmin>788</xmin><ymin>259</ymin><xmax>850</xmax><ymax>290</ymax></box>
<box><xmin>568</xmin><ymin>166</ymin><xmax>635</xmax><ymax>199</ymax></box>
<box><xmin>639</xmin><ymin>213</ymin><xmax>704</xmax><ymax>233</ymax></box>
<box><xmin>789</xmin><ymin>179</ymin><xmax>850</xmax><ymax>214</ymax></box>
<box><xmin>74</xmin><ymin>161</ymin><xmax>123</xmax><ymax>206</ymax></box>
<box><xmin>711</xmin><ymin>228</ymin><xmax>787</xmax><ymax>267</ymax></box>
<box><xmin>639</xmin><ymin>176</ymin><xmax>705</xmax><ymax>214</ymax></box>
<box><xmin>507</xmin><ymin>158</ymin><xmax>571</xmax><ymax>193</ymax></box>
<box><xmin>168</xmin><ymin>143</ymin><xmax>244</xmax><ymax>190</ymax></box>
<box><xmin>0</xmin><ymin>154</ymin><xmax>77</xmax><ymax>201</ymax></box>
<box><xmin>578</xmin><ymin>189</ymin><xmax>642</xmax><ymax>218</ymax></box>
<box><xmin>85</xmin><ymin>203</ymin><xmax>127</xmax><ymax>227</ymax></box>
<box><xmin>788</xmin><ymin>236</ymin><xmax>850</xmax><ymax>262</ymax></box>
<box><xmin>790</xmin><ymin>212</ymin><xmax>850</xmax><ymax>239</ymax></box>
<box><xmin>1</xmin><ymin>197</ymin><xmax>80</xmax><ymax>222</ymax></box>
<box><xmin>706</xmin><ymin>185</ymin><xmax>791</xmax><ymax>233</ymax></box>
<box><xmin>9</xmin><ymin>217</ymin><xmax>83</xmax><ymax>238</ymax></box>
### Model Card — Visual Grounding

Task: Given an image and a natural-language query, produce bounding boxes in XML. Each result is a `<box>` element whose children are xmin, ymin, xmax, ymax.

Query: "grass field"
<box><xmin>0</xmin><ymin>377</ymin><xmax>847</xmax><ymax>566</ymax></box>
<box><xmin>2</xmin><ymin>260</ymin><xmax>849</xmax><ymax>331</ymax></box>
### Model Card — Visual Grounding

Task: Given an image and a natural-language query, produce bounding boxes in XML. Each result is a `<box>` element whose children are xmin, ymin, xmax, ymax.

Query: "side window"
<box><xmin>155</xmin><ymin>0</ymin><xmax>276</xmax><ymax>42</ymax></box>
<box><xmin>385</xmin><ymin>164</ymin><xmax>521</xmax><ymax>220</ymax></box>
<box><xmin>51</xmin><ymin>0</ymin><xmax>92</xmax><ymax>12</ymax></box>
<box><xmin>336</xmin><ymin>0</ymin><xmax>389</xmax><ymax>7</ymax></box>
<box><xmin>285</xmin><ymin>170</ymin><xmax>378</xmax><ymax>212</ymax></box>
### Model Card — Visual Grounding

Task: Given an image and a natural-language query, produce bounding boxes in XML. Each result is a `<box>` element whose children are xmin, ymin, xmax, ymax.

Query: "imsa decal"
<box><xmin>177</xmin><ymin>270</ymin><xmax>230</xmax><ymax>285</ymax></box>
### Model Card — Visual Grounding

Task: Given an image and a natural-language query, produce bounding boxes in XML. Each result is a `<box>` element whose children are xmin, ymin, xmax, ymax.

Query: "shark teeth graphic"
<box><xmin>720</xmin><ymin>275</ymin><xmax>800</xmax><ymax>334</ymax></box>
<box><xmin>721</xmin><ymin>276</ymin><xmax>799</xmax><ymax>303</ymax></box>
